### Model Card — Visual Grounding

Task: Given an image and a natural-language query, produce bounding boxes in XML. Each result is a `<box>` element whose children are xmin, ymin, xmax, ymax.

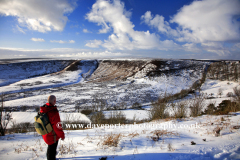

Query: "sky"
<box><xmin>0</xmin><ymin>0</ymin><xmax>240</xmax><ymax>60</ymax></box>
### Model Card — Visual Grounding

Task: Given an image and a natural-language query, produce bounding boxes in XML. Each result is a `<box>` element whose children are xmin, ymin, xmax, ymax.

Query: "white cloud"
<box><xmin>69</xmin><ymin>40</ymin><xmax>75</xmax><ymax>43</ymax></box>
<box><xmin>0</xmin><ymin>0</ymin><xmax>76</xmax><ymax>33</ymax></box>
<box><xmin>141</xmin><ymin>0</ymin><xmax>240</xmax><ymax>56</ymax></box>
<box><xmin>50</xmin><ymin>40</ymin><xmax>75</xmax><ymax>44</ymax></box>
<box><xmin>31</xmin><ymin>38</ymin><xmax>45</xmax><ymax>42</ymax></box>
<box><xmin>201</xmin><ymin>42</ymin><xmax>230</xmax><ymax>56</ymax></box>
<box><xmin>182</xmin><ymin>43</ymin><xmax>202</xmax><ymax>53</ymax></box>
<box><xmin>142</xmin><ymin>0</ymin><xmax>240</xmax><ymax>43</ymax></box>
<box><xmin>85</xmin><ymin>40</ymin><xmax>103</xmax><ymax>48</ymax></box>
<box><xmin>83</xmin><ymin>29</ymin><xmax>92</xmax><ymax>33</ymax></box>
<box><xmin>16</xmin><ymin>25</ymin><xmax>25</xmax><ymax>34</ymax></box>
<box><xmin>141</xmin><ymin>11</ymin><xmax>178</xmax><ymax>37</ymax></box>
<box><xmin>171</xmin><ymin>0</ymin><xmax>240</xmax><ymax>43</ymax></box>
<box><xmin>85</xmin><ymin>0</ymin><xmax>179</xmax><ymax>51</ymax></box>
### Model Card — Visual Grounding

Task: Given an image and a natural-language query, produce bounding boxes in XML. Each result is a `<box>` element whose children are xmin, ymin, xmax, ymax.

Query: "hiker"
<box><xmin>40</xmin><ymin>95</ymin><xmax>65</xmax><ymax>160</ymax></box>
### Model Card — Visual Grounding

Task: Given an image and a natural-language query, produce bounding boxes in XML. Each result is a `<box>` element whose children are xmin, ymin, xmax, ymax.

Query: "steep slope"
<box><xmin>0</xmin><ymin>60</ymin><xmax>98</xmax><ymax>95</ymax></box>
<box><xmin>88</xmin><ymin>59</ymin><xmax>209</xmax><ymax>82</ymax></box>
<box><xmin>0</xmin><ymin>60</ymin><xmax>74</xmax><ymax>87</ymax></box>
<box><xmin>88</xmin><ymin>60</ymin><xmax>149</xmax><ymax>82</ymax></box>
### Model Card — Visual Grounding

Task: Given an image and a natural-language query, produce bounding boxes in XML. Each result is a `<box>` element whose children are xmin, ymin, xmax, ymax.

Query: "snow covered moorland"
<box><xmin>0</xmin><ymin>59</ymin><xmax>240</xmax><ymax>160</ymax></box>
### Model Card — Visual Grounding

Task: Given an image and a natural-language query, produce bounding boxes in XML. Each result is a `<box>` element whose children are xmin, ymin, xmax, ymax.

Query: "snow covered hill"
<box><xmin>1</xmin><ymin>59</ymin><xmax>209</xmax><ymax>109</ymax></box>
<box><xmin>0</xmin><ymin>60</ymin><xmax>74</xmax><ymax>87</ymax></box>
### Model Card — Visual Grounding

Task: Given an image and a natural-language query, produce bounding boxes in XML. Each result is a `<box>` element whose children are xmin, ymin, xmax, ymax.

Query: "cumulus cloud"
<box><xmin>141</xmin><ymin>0</ymin><xmax>240</xmax><ymax>43</ymax></box>
<box><xmin>31</xmin><ymin>38</ymin><xmax>45</xmax><ymax>42</ymax></box>
<box><xmin>141</xmin><ymin>11</ymin><xmax>178</xmax><ymax>37</ymax></box>
<box><xmin>50</xmin><ymin>40</ymin><xmax>75</xmax><ymax>44</ymax></box>
<box><xmin>0</xmin><ymin>0</ymin><xmax>76</xmax><ymax>33</ymax></box>
<box><xmin>141</xmin><ymin>0</ymin><xmax>240</xmax><ymax>56</ymax></box>
<box><xmin>85</xmin><ymin>0</ymin><xmax>179</xmax><ymax>51</ymax></box>
<box><xmin>85</xmin><ymin>40</ymin><xmax>103</xmax><ymax>48</ymax></box>
<box><xmin>142</xmin><ymin>0</ymin><xmax>240</xmax><ymax>44</ymax></box>
<box><xmin>171</xmin><ymin>0</ymin><xmax>240</xmax><ymax>43</ymax></box>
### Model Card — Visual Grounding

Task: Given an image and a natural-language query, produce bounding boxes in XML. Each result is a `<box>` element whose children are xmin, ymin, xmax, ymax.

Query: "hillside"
<box><xmin>0</xmin><ymin>60</ymin><xmax>74</xmax><ymax>87</ymax></box>
<box><xmin>1</xmin><ymin>59</ymin><xmax>209</xmax><ymax>110</ymax></box>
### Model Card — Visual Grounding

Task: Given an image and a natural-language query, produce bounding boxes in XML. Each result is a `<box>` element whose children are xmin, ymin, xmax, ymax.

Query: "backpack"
<box><xmin>34</xmin><ymin>111</ymin><xmax>53</xmax><ymax>135</ymax></box>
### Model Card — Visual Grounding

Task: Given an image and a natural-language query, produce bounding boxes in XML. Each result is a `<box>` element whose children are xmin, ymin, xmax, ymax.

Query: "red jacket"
<box><xmin>40</xmin><ymin>103</ymin><xmax>65</xmax><ymax>145</ymax></box>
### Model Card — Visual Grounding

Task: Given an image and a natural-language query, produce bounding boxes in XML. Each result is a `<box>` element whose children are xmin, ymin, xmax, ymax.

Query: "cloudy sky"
<box><xmin>0</xmin><ymin>0</ymin><xmax>240</xmax><ymax>60</ymax></box>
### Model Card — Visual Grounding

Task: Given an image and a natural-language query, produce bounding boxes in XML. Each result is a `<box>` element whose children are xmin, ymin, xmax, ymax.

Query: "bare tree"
<box><xmin>0</xmin><ymin>93</ymin><xmax>12</xmax><ymax>136</ymax></box>
<box><xmin>190</xmin><ymin>93</ymin><xmax>206</xmax><ymax>117</ymax></box>
<box><xmin>149</xmin><ymin>100</ymin><xmax>168</xmax><ymax>120</ymax></box>
<box><xmin>172</xmin><ymin>101</ymin><xmax>187</xmax><ymax>119</ymax></box>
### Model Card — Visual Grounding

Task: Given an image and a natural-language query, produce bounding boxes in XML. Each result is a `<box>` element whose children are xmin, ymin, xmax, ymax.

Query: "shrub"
<box><xmin>90</xmin><ymin>111</ymin><xmax>105</xmax><ymax>124</ymax></box>
<box><xmin>102</xmin><ymin>133</ymin><xmax>122</xmax><ymax>147</ymax></box>
<box><xmin>172</xmin><ymin>101</ymin><xmax>187</xmax><ymax>119</ymax></box>
<box><xmin>10</xmin><ymin>122</ymin><xmax>35</xmax><ymax>133</ymax></box>
<box><xmin>215</xmin><ymin>100</ymin><xmax>239</xmax><ymax>114</ymax></box>
<box><xmin>20</xmin><ymin>106</ymin><xmax>27</xmax><ymax>111</ymax></box>
<box><xmin>106</xmin><ymin>111</ymin><xmax>126</xmax><ymax>124</ymax></box>
<box><xmin>203</xmin><ymin>103</ymin><xmax>217</xmax><ymax>115</ymax></box>
<box><xmin>1</xmin><ymin>93</ymin><xmax>12</xmax><ymax>136</ymax></box>
<box><xmin>149</xmin><ymin>100</ymin><xmax>168</xmax><ymax>120</ymax></box>
<box><xmin>190</xmin><ymin>93</ymin><xmax>206</xmax><ymax>117</ymax></box>
<box><xmin>233</xmin><ymin>86</ymin><xmax>240</xmax><ymax>103</ymax></box>
<box><xmin>131</xmin><ymin>102</ymin><xmax>142</xmax><ymax>109</ymax></box>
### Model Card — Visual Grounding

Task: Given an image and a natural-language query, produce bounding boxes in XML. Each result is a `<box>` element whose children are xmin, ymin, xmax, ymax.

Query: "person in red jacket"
<box><xmin>40</xmin><ymin>95</ymin><xmax>65</xmax><ymax>160</ymax></box>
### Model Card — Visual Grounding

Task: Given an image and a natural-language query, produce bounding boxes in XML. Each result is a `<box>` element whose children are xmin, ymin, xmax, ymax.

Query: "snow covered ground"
<box><xmin>0</xmin><ymin>111</ymin><xmax>240</xmax><ymax>160</ymax></box>
<box><xmin>1</xmin><ymin>59</ymin><xmax>240</xmax><ymax>159</ymax></box>
<box><xmin>1</xmin><ymin>78</ymin><xmax>240</xmax><ymax>159</ymax></box>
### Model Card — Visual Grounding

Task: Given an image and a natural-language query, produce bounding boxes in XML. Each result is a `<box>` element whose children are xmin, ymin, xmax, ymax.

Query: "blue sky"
<box><xmin>0</xmin><ymin>0</ymin><xmax>240</xmax><ymax>60</ymax></box>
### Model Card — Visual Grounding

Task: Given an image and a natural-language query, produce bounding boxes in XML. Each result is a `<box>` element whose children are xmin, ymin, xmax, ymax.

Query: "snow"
<box><xmin>1</xmin><ymin>112</ymin><xmax>240</xmax><ymax>160</ymax></box>
<box><xmin>201</xmin><ymin>79</ymin><xmax>239</xmax><ymax>98</ymax></box>
<box><xmin>0</xmin><ymin>60</ymin><xmax>97</xmax><ymax>94</ymax></box>
<box><xmin>0</xmin><ymin>60</ymin><xmax>72</xmax><ymax>87</ymax></box>
<box><xmin>2</xmin><ymin>78</ymin><xmax>240</xmax><ymax>159</ymax></box>
<box><xmin>1</xmin><ymin>59</ymin><xmax>240</xmax><ymax>159</ymax></box>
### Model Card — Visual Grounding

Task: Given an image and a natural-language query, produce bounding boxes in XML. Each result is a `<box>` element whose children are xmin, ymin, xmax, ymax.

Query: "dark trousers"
<box><xmin>47</xmin><ymin>140</ymin><xmax>58</xmax><ymax>160</ymax></box>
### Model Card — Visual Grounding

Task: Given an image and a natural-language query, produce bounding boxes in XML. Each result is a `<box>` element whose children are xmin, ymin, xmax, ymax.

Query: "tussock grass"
<box><xmin>102</xmin><ymin>133</ymin><xmax>122</xmax><ymax>147</ymax></box>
